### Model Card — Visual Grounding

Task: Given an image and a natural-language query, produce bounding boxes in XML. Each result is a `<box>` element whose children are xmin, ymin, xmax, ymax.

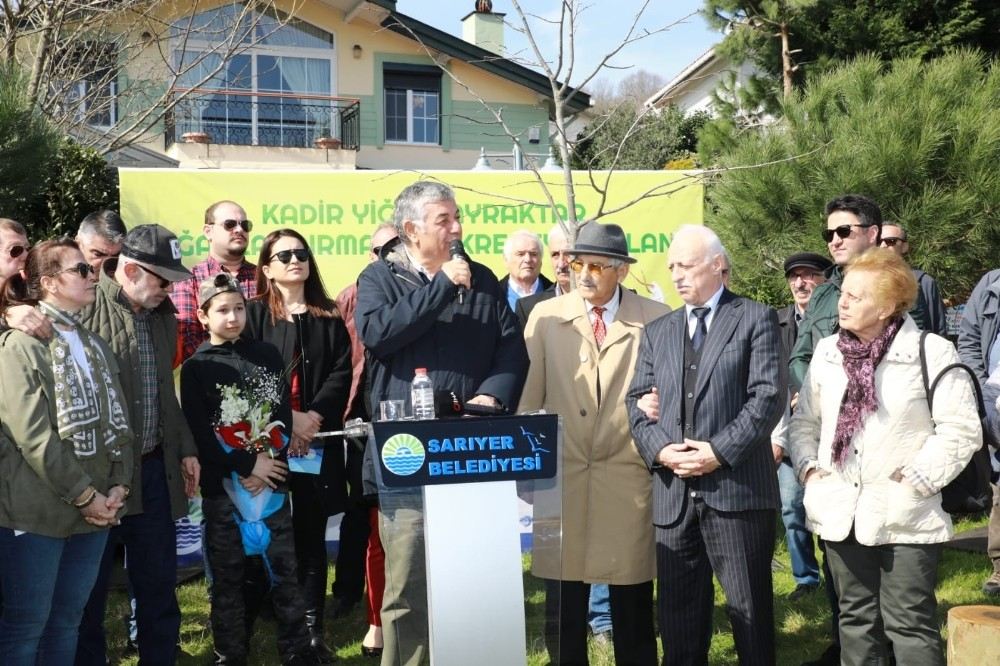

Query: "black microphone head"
<box><xmin>449</xmin><ymin>239</ymin><xmax>466</xmax><ymax>259</ymax></box>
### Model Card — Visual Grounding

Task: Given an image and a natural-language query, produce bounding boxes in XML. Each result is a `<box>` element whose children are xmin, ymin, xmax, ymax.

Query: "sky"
<box><xmin>399</xmin><ymin>0</ymin><xmax>721</xmax><ymax>98</ymax></box>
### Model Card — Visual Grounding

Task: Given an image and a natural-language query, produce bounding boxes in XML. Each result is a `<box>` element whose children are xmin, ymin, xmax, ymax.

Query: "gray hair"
<box><xmin>502</xmin><ymin>229</ymin><xmax>542</xmax><ymax>261</ymax></box>
<box><xmin>672</xmin><ymin>224</ymin><xmax>726</xmax><ymax>264</ymax></box>
<box><xmin>393</xmin><ymin>181</ymin><xmax>456</xmax><ymax>243</ymax></box>
<box><xmin>78</xmin><ymin>209</ymin><xmax>126</xmax><ymax>244</ymax></box>
<box><xmin>0</xmin><ymin>218</ymin><xmax>26</xmax><ymax>237</ymax></box>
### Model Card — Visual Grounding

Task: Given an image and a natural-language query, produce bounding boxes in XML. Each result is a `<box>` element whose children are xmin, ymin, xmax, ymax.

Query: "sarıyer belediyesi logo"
<box><xmin>381</xmin><ymin>433</ymin><xmax>427</xmax><ymax>476</ymax></box>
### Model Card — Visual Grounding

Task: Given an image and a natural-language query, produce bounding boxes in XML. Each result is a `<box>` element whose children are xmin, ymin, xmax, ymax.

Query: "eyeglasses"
<box><xmin>822</xmin><ymin>224</ymin><xmax>871</xmax><ymax>243</ymax></box>
<box><xmin>52</xmin><ymin>262</ymin><xmax>95</xmax><ymax>279</ymax></box>
<box><xmin>6</xmin><ymin>244</ymin><xmax>27</xmax><ymax>259</ymax></box>
<box><xmin>880</xmin><ymin>237</ymin><xmax>904</xmax><ymax>247</ymax></box>
<box><xmin>214</xmin><ymin>219</ymin><xmax>253</xmax><ymax>233</ymax></box>
<box><xmin>270</xmin><ymin>248</ymin><xmax>310</xmax><ymax>264</ymax></box>
<box><xmin>136</xmin><ymin>263</ymin><xmax>170</xmax><ymax>288</ymax></box>
<box><xmin>370</xmin><ymin>245</ymin><xmax>383</xmax><ymax>256</ymax></box>
<box><xmin>569</xmin><ymin>259</ymin><xmax>617</xmax><ymax>277</ymax></box>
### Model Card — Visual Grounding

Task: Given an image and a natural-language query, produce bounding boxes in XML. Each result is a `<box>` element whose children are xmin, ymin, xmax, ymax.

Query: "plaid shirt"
<box><xmin>118</xmin><ymin>295</ymin><xmax>161</xmax><ymax>454</ymax></box>
<box><xmin>171</xmin><ymin>256</ymin><xmax>257</xmax><ymax>363</ymax></box>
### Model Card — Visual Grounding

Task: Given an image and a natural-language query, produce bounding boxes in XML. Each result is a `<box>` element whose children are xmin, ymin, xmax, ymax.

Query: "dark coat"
<box><xmin>180</xmin><ymin>338</ymin><xmax>292</xmax><ymax>497</ymax></box>
<box><xmin>498</xmin><ymin>273</ymin><xmax>554</xmax><ymax>311</ymax></box>
<box><xmin>514</xmin><ymin>284</ymin><xmax>558</xmax><ymax>330</ymax></box>
<box><xmin>79</xmin><ymin>262</ymin><xmax>196</xmax><ymax>520</ymax></box>
<box><xmin>355</xmin><ymin>237</ymin><xmax>528</xmax><ymax>411</ymax></box>
<box><xmin>776</xmin><ymin>304</ymin><xmax>799</xmax><ymax>363</ymax></box>
<box><xmin>243</xmin><ymin>300</ymin><xmax>353</xmax><ymax>513</ymax></box>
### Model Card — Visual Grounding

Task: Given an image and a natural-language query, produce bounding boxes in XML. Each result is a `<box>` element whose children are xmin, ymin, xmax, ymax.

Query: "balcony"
<box><xmin>165</xmin><ymin>87</ymin><xmax>360</xmax><ymax>151</ymax></box>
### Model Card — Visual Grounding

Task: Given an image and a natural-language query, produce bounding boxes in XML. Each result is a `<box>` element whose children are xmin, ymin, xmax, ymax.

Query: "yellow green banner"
<box><xmin>119</xmin><ymin>169</ymin><xmax>703</xmax><ymax>305</ymax></box>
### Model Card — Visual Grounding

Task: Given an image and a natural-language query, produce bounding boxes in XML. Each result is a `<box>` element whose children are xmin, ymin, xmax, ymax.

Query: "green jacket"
<box><xmin>79</xmin><ymin>263</ymin><xmax>197</xmax><ymax>520</ymax></box>
<box><xmin>0</xmin><ymin>329</ymin><xmax>133</xmax><ymax>538</ymax></box>
<box><xmin>789</xmin><ymin>264</ymin><xmax>933</xmax><ymax>391</ymax></box>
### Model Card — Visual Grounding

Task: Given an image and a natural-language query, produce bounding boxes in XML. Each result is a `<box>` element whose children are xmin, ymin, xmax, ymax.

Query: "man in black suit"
<box><xmin>627</xmin><ymin>224</ymin><xmax>786</xmax><ymax>665</ymax></box>
<box><xmin>515</xmin><ymin>224</ymin><xmax>571</xmax><ymax>328</ymax></box>
<box><xmin>498</xmin><ymin>229</ymin><xmax>552</xmax><ymax>312</ymax></box>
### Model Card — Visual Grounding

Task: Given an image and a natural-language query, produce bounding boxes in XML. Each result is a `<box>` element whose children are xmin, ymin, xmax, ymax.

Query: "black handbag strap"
<box><xmin>919</xmin><ymin>330</ymin><xmax>986</xmax><ymax>419</ymax></box>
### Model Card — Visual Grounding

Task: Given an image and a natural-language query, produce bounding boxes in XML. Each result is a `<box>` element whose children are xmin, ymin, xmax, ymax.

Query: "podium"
<box><xmin>369</xmin><ymin>413</ymin><xmax>563</xmax><ymax>666</ymax></box>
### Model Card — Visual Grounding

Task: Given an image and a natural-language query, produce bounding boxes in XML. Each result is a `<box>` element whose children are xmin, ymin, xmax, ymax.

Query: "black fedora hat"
<box><xmin>570</xmin><ymin>221</ymin><xmax>636</xmax><ymax>264</ymax></box>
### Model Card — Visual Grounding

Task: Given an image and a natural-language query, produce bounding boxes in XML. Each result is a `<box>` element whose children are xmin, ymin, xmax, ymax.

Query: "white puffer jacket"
<box><xmin>789</xmin><ymin>316</ymin><xmax>982</xmax><ymax>546</ymax></box>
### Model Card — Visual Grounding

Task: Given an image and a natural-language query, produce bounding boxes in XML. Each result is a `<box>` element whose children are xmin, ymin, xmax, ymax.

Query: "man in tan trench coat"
<box><xmin>519</xmin><ymin>221</ymin><xmax>669</xmax><ymax>666</ymax></box>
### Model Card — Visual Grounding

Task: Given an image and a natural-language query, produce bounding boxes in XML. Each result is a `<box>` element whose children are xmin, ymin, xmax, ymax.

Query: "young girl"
<box><xmin>180</xmin><ymin>273</ymin><xmax>328</xmax><ymax>666</ymax></box>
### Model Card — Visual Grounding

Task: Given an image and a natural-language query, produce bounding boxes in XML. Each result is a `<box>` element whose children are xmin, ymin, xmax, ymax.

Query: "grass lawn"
<box><xmin>103</xmin><ymin>516</ymin><xmax>1000</xmax><ymax>665</ymax></box>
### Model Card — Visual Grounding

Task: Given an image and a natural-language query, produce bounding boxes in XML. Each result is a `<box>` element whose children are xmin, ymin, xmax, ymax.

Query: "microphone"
<box><xmin>449</xmin><ymin>239</ymin><xmax>467</xmax><ymax>304</ymax></box>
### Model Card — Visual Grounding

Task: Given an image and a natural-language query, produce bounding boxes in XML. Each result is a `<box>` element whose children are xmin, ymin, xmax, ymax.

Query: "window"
<box><xmin>384</xmin><ymin>65</ymin><xmax>441</xmax><ymax>145</ymax></box>
<box><xmin>57</xmin><ymin>42</ymin><xmax>118</xmax><ymax>128</ymax></box>
<box><xmin>172</xmin><ymin>4</ymin><xmax>336</xmax><ymax>147</ymax></box>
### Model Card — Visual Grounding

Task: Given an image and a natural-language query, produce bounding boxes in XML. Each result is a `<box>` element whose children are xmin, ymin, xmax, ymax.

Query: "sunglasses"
<box><xmin>270</xmin><ymin>248</ymin><xmax>310</xmax><ymax>264</ymax></box>
<box><xmin>6</xmin><ymin>244</ymin><xmax>28</xmax><ymax>259</ymax></box>
<box><xmin>880</xmin><ymin>237</ymin><xmax>904</xmax><ymax>247</ymax></box>
<box><xmin>822</xmin><ymin>224</ymin><xmax>872</xmax><ymax>243</ymax></box>
<box><xmin>370</xmin><ymin>245</ymin><xmax>384</xmax><ymax>256</ymax></box>
<box><xmin>136</xmin><ymin>263</ymin><xmax>170</xmax><ymax>288</ymax></box>
<box><xmin>53</xmin><ymin>262</ymin><xmax>95</xmax><ymax>279</ymax></box>
<box><xmin>215</xmin><ymin>219</ymin><xmax>253</xmax><ymax>232</ymax></box>
<box><xmin>569</xmin><ymin>259</ymin><xmax>616</xmax><ymax>278</ymax></box>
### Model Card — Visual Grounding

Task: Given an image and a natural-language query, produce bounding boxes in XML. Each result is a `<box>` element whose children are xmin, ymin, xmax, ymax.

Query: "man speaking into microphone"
<box><xmin>356</xmin><ymin>180</ymin><xmax>528</xmax><ymax>665</ymax></box>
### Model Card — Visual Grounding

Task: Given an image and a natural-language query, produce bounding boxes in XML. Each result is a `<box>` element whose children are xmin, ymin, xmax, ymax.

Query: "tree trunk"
<box><xmin>780</xmin><ymin>22</ymin><xmax>793</xmax><ymax>99</ymax></box>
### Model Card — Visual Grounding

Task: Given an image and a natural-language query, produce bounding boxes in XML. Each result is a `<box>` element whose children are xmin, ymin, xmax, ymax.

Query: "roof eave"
<box><xmin>382</xmin><ymin>11</ymin><xmax>591</xmax><ymax>115</ymax></box>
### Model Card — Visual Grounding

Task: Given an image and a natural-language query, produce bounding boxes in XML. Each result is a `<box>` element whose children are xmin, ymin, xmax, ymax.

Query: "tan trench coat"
<box><xmin>519</xmin><ymin>289</ymin><xmax>669</xmax><ymax>584</ymax></box>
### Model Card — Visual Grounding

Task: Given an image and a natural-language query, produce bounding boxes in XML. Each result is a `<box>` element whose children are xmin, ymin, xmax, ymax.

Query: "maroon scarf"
<box><xmin>830</xmin><ymin>317</ymin><xmax>904</xmax><ymax>468</ymax></box>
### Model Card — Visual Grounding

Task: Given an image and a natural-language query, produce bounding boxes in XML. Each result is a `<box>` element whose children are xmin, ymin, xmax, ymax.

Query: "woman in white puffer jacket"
<box><xmin>789</xmin><ymin>248</ymin><xmax>981</xmax><ymax>666</ymax></box>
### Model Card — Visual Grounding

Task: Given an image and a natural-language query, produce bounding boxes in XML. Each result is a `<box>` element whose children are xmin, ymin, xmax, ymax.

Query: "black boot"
<box><xmin>303</xmin><ymin>610</ymin><xmax>335</xmax><ymax>664</ymax></box>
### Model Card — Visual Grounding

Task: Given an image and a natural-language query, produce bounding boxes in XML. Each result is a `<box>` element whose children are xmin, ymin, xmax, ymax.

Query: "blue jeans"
<box><xmin>76</xmin><ymin>455</ymin><xmax>181</xmax><ymax>666</ymax></box>
<box><xmin>588</xmin><ymin>583</ymin><xmax>612</xmax><ymax>634</ymax></box>
<box><xmin>778</xmin><ymin>458</ymin><xmax>820</xmax><ymax>586</ymax></box>
<box><xmin>0</xmin><ymin>527</ymin><xmax>109</xmax><ymax>665</ymax></box>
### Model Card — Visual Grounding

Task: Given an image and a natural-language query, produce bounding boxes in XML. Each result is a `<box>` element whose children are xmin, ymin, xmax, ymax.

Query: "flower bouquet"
<box><xmin>214</xmin><ymin>369</ymin><xmax>287</xmax><ymax>566</ymax></box>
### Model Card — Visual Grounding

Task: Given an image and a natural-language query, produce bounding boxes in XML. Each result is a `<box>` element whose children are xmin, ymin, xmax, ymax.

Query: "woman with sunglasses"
<box><xmin>0</xmin><ymin>239</ymin><xmax>132</xmax><ymax>664</ymax></box>
<box><xmin>244</xmin><ymin>229</ymin><xmax>352</xmax><ymax>661</ymax></box>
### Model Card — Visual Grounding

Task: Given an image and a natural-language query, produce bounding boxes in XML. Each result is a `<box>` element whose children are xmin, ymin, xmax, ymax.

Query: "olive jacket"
<box><xmin>78</xmin><ymin>262</ymin><xmax>197</xmax><ymax>520</ymax></box>
<box><xmin>0</xmin><ymin>329</ymin><xmax>133</xmax><ymax>537</ymax></box>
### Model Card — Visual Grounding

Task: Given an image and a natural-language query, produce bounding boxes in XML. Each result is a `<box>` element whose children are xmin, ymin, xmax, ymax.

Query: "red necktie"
<box><xmin>592</xmin><ymin>306</ymin><xmax>606</xmax><ymax>348</ymax></box>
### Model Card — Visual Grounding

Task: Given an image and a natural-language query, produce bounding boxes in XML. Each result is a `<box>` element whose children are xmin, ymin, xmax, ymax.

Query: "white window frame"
<box><xmin>384</xmin><ymin>87</ymin><xmax>440</xmax><ymax>146</ymax></box>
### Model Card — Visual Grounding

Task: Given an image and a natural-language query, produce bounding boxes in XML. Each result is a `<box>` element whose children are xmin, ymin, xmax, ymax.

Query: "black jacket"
<box><xmin>243</xmin><ymin>300</ymin><xmax>353</xmax><ymax>513</ymax></box>
<box><xmin>180</xmin><ymin>338</ymin><xmax>292</xmax><ymax>497</ymax></box>
<box><xmin>355</xmin><ymin>237</ymin><xmax>528</xmax><ymax>412</ymax></box>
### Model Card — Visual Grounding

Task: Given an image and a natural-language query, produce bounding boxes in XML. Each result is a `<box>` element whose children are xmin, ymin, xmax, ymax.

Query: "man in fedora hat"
<box><xmin>519</xmin><ymin>220</ymin><xmax>669</xmax><ymax>666</ymax></box>
<box><xmin>75</xmin><ymin>224</ymin><xmax>200</xmax><ymax>666</ymax></box>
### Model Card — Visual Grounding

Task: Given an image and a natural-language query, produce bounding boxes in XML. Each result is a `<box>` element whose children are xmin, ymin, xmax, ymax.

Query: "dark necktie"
<box><xmin>592</xmin><ymin>306</ymin><xmax>606</xmax><ymax>348</ymax></box>
<box><xmin>691</xmin><ymin>307</ymin><xmax>710</xmax><ymax>351</ymax></box>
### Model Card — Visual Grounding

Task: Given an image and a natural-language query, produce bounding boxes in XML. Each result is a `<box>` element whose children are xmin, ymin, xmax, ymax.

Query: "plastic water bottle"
<box><xmin>411</xmin><ymin>368</ymin><xmax>435</xmax><ymax>420</ymax></box>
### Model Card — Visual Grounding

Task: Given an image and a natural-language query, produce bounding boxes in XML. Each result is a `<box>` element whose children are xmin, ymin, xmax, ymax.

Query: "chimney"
<box><xmin>462</xmin><ymin>2</ymin><xmax>505</xmax><ymax>55</ymax></box>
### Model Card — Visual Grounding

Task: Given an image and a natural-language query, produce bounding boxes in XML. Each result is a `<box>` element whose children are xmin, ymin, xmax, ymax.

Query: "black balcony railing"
<box><xmin>165</xmin><ymin>88</ymin><xmax>360</xmax><ymax>150</ymax></box>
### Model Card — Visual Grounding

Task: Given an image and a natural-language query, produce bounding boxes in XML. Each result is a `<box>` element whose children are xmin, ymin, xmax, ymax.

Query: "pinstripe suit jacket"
<box><xmin>627</xmin><ymin>289</ymin><xmax>786</xmax><ymax>526</ymax></box>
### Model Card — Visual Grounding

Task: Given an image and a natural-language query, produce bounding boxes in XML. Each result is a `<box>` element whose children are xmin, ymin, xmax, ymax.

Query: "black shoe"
<box><xmin>801</xmin><ymin>642</ymin><xmax>840</xmax><ymax>666</ymax></box>
<box><xmin>361</xmin><ymin>645</ymin><xmax>383</xmax><ymax>658</ymax></box>
<box><xmin>787</xmin><ymin>582</ymin><xmax>820</xmax><ymax>601</ymax></box>
<box><xmin>123</xmin><ymin>638</ymin><xmax>139</xmax><ymax>656</ymax></box>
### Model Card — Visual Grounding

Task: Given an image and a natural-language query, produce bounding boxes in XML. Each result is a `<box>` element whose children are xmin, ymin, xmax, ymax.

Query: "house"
<box><xmin>84</xmin><ymin>0</ymin><xmax>590</xmax><ymax>170</ymax></box>
<box><xmin>642</xmin><ymin>46</ymin><xmax>759</xmax><ymax>117</ymax></box>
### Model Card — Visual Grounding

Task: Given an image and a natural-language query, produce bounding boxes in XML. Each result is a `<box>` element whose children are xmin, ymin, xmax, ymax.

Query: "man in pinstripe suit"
<box><xmin>627</xmin><ymin>225</ymin><xmax>786</xmax><ymax>665</ymax></box>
